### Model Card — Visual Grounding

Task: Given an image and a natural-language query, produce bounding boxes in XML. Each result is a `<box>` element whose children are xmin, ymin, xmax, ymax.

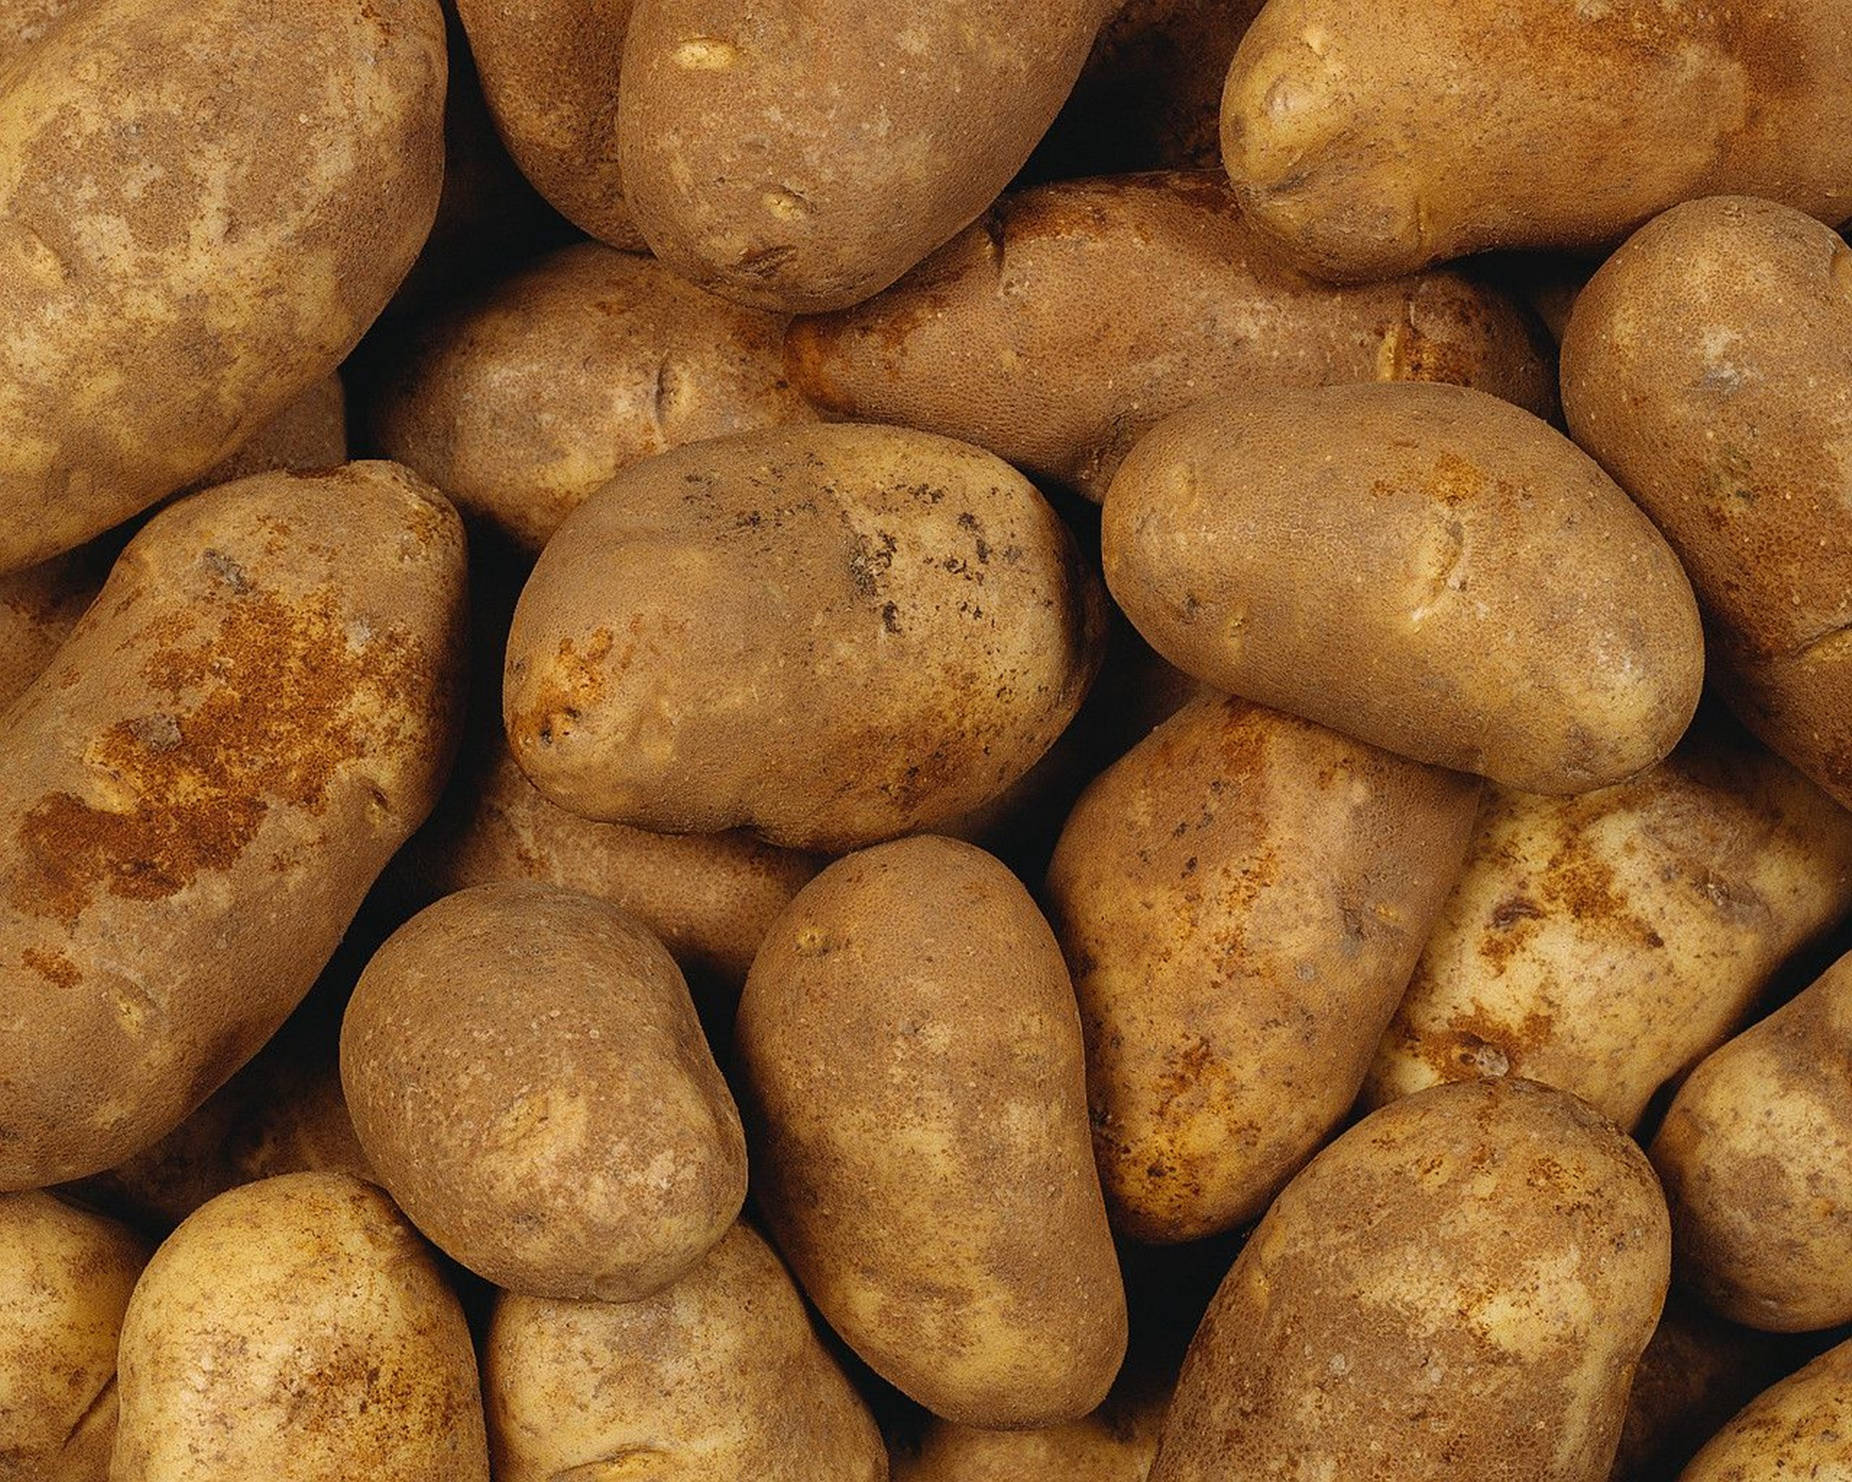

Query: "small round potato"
<box><xmin>1678</xmin><ymin>1337</ymin><xmax>1852</xmax><ymax>1480</ymax></box>
<box><xmin>112</xmin><ymin>1173</ymin><xmax>488</xmax><ymax>1481</ymax></box>
<box><xmin>1149</xmin><ymin>1079</ymin><xmax>1671</xmax><ymax>1482</ymax></box>
<box><xmin>736</xmin><ymin>835</ymin><xmax>1128</xmax><ymax>1427</ymax></box>
<box><xmin>504</xmin><ymin>424</ymin><xmax>1105</xmax><ymax>852</ymax></box>
<box><xmin>1101</xmin><ymin>382</ymin><xmax>1705</xmax><ymax>793</ymax></box>
<box><xmin>894</xmin><ymin>1379</ymin><xmax>1166</xmax><ymax>1481</ymax></box>
<box><xmin>486</xmin><ymin>1223</ymin><xmax>888</xmax><ymax>1481</ymax></box>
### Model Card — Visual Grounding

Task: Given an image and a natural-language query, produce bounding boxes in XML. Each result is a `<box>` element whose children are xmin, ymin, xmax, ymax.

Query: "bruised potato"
<box><xmin>1678</xmin><ymin>1338</ymin><xmax>1852</xmax><ymax>1480</ymax></box>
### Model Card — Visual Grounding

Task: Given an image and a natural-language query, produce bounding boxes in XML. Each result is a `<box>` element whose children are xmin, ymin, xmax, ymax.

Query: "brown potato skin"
<box><xmin>736</xmin><ymin>835</ymin><xmax>1128</xmax><ymax>1427</ymax></box>
<box><xmin>1368</xmin><ymin>722</ymin><xmax>1852</xmax><ymax>1129</ymax></box>
<box><xmin>1045</xmin><ymin>693</ymin><xmax>1479</xmax><ymax>1242</ymax></box>
<box><xmin>0</xmin><ymin>0</ymin><xmax>445</xmax><ymax>574</ymax></box>
<box><xmin>1563</xmin><ymin>197</ymin><xmax>1852</xmax><ymax>809</ymax></box>
<box><xmin>787</xmin><ymin>173</ymin><xmax>1557</xmax><ymax>501</ymax></box>
<box><xmin>0</xmin><ymin>0</ymin><xmax>79</xmax><ymax>68</ymax></box>
<box><xmin>894</xmin><ymin>1378</ymin><xmax>1166</xmax><ymax>1481</ymax></box>
<box><xmin>112</xmin><ymin>1173</ymin><xmax>489</xmax><ymax>1481</ymax></box>
<box><xmin>1150</xmin><ymin>1078</ymin><xmax>1671</xmax><ymax>1482</ymax></box>
<box><xmin>1678</xmin><ymin>1338</ymin><xmax>1852</xmax><ymax>1480</ymax></box>
<box><xmin>1220</xmin><ymin>0</ymin><xmax>1852</xmax><ymax>282</ymax></box>
<box><xmin>187</xmin><ymin>373</ymin><xmax>347</xmax><ymax>494</ymax></box>
<box><xmin>1101</xmin><ymin>382</ymin><xmax>1704</xmax><ymax>793</ymax></box>
<box><xmin>373</xmin><ymin>243</ymin><xmax>815</xmax><ymax>552</ymax></box>
<box><xmin>616</xmin><ymin>0</ymin><xmax>1119</xmax><ymax>311</ymax></box>
<box><xmin>0</xmin><ymin>544</ymin><xmax>107</xmax><ymax>714</ymax></box>
<box><xmin>0</xmin><ymin>464</ymin><xmax>467</xmax><ymax>1192</ymax></box>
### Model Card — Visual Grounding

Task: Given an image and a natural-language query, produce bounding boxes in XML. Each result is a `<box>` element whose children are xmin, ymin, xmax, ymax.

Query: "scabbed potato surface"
<box><xmin>112</xmin><ymin>1172</ymin><xmax>488</xmax><ymax>1481</ymax></box>
<box><xmin>1101</xmin><ymin>382</ymin><xmax>1704</xmax><ymax>793</ymax></box>
<box><xmin>786</xmin><ymin>173</ymin><xmax>1558</xmax><ymax>502</ymax></box>
<box><xmin>0</xmin><ymin>463</ymin><xmax>467</xmax><ymax>1191</ymax></box>
<box><xmin>1220</xmin><ymin>0</ymin><xmax>1852</xmax><ymax>282</ymax></box>
<box><xmin>1562</xmin><ymin>197</ymin><xmax>1852</xmax><ymax>810</ymax></box>
<box><xmin>736</xmin><ymin>835</ymin><xmax>1127</xmax><ymax>1427</ymax></box>
<box><xmin>504</xmin><ymin>424</ymin><xmax>1105</xmax><ymax>852</ymax></box>
<box><xmin>1678</xmin><ymin>1337</ymin><xmax>1852</xmax><ymax>1480</ymax></box>
<box><xmin>1045</xmin><ymin>693</ymin><xmax>1479</xmax><ymax>1242</ymax></box>
<box><xmin>0</xmin><ymin>0</ymin><xmax>445</xmax><ymax>574</ymax></box>
<box><xmin>487</xmin><ymin>1223</ymin><xmax>888</xmax><ymax>1481</ymax></box>
<box><xmin>1150</xmin><ymin>1078</ymin><xmax>1671</xmax><ymax>1482</ymax></box>
<box><xmin>894</xmin><ymin>1378</ymin><xmax>1166</xmax><ymax>1481</ymax></box>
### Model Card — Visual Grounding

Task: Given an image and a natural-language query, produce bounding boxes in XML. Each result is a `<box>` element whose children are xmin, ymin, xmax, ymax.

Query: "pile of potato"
<box><xmin>2</xmin><ymin>0</ymin><xmax>1851</xmax><ymax>1477</ymax></box>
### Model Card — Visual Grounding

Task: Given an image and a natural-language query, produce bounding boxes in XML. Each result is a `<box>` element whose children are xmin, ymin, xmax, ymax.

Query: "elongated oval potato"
<box><xmin>1367</xmin><ymin>723</ymin><xmax>1852</xmax><ymax>1128</ymax></box>
<box><xmin>736</xmin><ymin>835</ymin><xmax>1128</xmax><ymax>1426</ymax></box>
<box><xmin>1651</xmin><ymin>952</ymin><xmax>1852</xmax><ymax>1332</ymax></box>
<box><xmin>1678</xmin><ymin>1338</ymin><xmax>1852</xmax><ymax>1480</ymax></box>
<box><xmin>373</xmin><ymin>243</ymin><xmax>814</xmax><ymax>552</ymax></box>
<box><xmin>505</xmin><ymin>424</ymin><xmax>1104</xmax><ymax>852</ymax></box>
<box><xmin>1150</xmin><ymin>1078</ymin><xmax>1671</xmax><ymax>1482</ymax></box>
<box><xmin>1220</xmin><ymin>0</ymin><xmax>1852</xmax><ymax>282</ymax></box>
<box><xmin>1045</xmin><ymin>693</ymin><xmax>1479</xmax><ymax>1242</ymax></box>
<box><xmin>1563</xmin><ymin>197</ymin><xmax>1852</xmax><ymax>810</ymax></box>
<box><xmin>0</xmin><ymin>464</ymin><xmax>467</xmax><ymax>1191</ymax></box>
<box><xmin>0</xmin><ymin>1192</ymin><xmax>148</xmax><ymax>1482</ymax></box>
<box><xmin>0</xmin><ymin>0</ymin><xmax>444</xmax><ymax>574</ymax></box>
<box><xmin>616</xmin><ymin>0</ymin><xmax>1119</xmax><ymax>311</ymax></box>
<box><xmin>487</xmin><ymin>1223</ymin><xmax>888</xmax><ymax>1481</ymax></box>
<box><xmin>895</xmin><ymin>1378</ymin><xmax>1167</xmax><ymax>1481</ymax></box>
<box><xmin>1101</xmin><ymin>382</ymin><xmax>1705</xmax><ymax>793</ymax></box>
<box><xmin>787</xmin><ymin>173</ymin><xmax>1557</xmax><ymax>501</ymax></box>
<box><xmin>113</xmin><ymin>1173</ymin><xmax>488</xmax><ymax>1481</ymax></box>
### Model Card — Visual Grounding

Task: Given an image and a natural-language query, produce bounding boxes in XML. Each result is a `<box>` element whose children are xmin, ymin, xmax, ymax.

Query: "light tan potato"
<box><xmin>1678</xmin><ymin>1338</ymin><xmax>1852</xmax><ymax>1480</ymax></box>
<box><xmin>373</xmin><ymin>243</ymin><xmax>815</xmax><ymax>552</ymax></box>
<box><xmin>0</xmin><ymin>0</ymin><xmax>445</xmax><ymax>574</ymax></box>
<box><xmin>1368</xmin><ymin>722</ymin><xmax>1852</xmax><ymax>1129</ymax></box>
<box><xmin>1219</xmin><ymin>0</ymin><xmax>1852</xmax><ymax>282</ymax></box>
<box><xmin>0</xmin><ymin>463</ymin><xmax>467</xmax><ymax>1192</ymax></box>
<box><xmin>895</xmin><ymin>1378</ymin><xmax>1167</xmax><ymax>1481</ymax></box>
<box><xmin>1563</xmin><ymin>197</ymin><xmax>1852</xmax><ymax>810</ymax></box>
<box><xmin>1045</xmin><ymin>693</ymin><xmax>1479</xmax><ymax>1242</ymax></box>
<box><xmin>0</xmin><ymin>1192</ymin><xmax>148</xmax><ymax>1482</ymax></box>
<box><xmin>0</xmin><ymin>0</ymin><xmax>79</xmax><ymax>68</ymax></box>
<box><xmin>787</xmin><ymin>173</ymin><xmax>1557</xmax><ymax>501</ymax></box>
<box><xmin>504</xmin><ymin>424</ymin><xmax>1105</xmax><ymax>852</ymax></box>
<box><xmin>113</xmin><ymin>1172</ymin><xmax>488</xmax><ymax>1480</ymax></box>
<box><xmin>487</xmin><ymin>1223</ymin><xmax>888</xmax><ymax>1481</ymax></box>
<box><xmin>736</xmin><ymin>835</ymin><xmax>1127</xmax><ymax>1426</ymax></box>
<box><xmin>1150</xmin><ymin>1078</ymin><xmax>1671</xmax><ymax>1482</ymax></box>
<box><xmin>616</xmin><ymin>0</ymin><xmax>1120</xmax><ymax>311</ymax></box>
<box><xmin>1101</xmin><ymin>382</ymin><xmax>1705</xmax><ymax>793</ymax></box>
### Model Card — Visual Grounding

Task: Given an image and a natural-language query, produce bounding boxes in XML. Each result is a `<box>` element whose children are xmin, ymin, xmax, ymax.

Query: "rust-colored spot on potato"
<box><xmin>510</xmin><ymin>629</ymin><xmax>615</xmax><ymax>751</ymax></box>
<box><xmin>19</xmin><ymin>946</ymin><xmax>80</xmax><ymax>990</ymax></box>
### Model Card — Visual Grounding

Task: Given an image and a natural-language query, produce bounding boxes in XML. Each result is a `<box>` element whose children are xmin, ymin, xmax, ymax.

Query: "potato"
<box><xmin>373</xmin><ymin>243</ymin><xmax>814</xmax><ymax>552</ymax></box>
<box><xmin>187</xmin><ymin>373</ymin><xmax>347</xmax><ymax>494</ymax></box>
<box><xmin>1562</xmin><ymin>197</ymin><xmax>1852</xmax><ymax>810</ymax></box>
<box><xmin>787</xmin><ymin>173</ymin><xmax>1557</xmax><ymax>501</ymax></box>
<box><xmin>0</xmin><ymin>543</ymin><xmax>106</xmax><ymax>713</ymax></box>
<box><xmin>736</xmin><ymin>835</ymin><xmax>1127</xmax><ymax>1426</ymax></box>
<box><xmin>504</xmin><ymin>424</ymin><xmax>1104</xmax><ymax>852</ymax></box>
<box><xmin>112</xmin><ymin>1172</ymin><xmax>488</xmax><ymax>1480</ymax></box>
<box><xmin>1150</xmin><ymin>1078</ymin><xmax>1671</xmax><ymax>1482</ymax></box>
<box><xmin>1367</xmin><ymin>722</ymin><xmax>1852</xmax><ymax>1129</ymax></box>
<box><xmin>1219</xmin><ymin>0</ymin><xmax>1852</xmax><ymax>282</ymax></box>
<box><xmin>0</xmin><ymin>463</ymin><xmax>466</xmax><ymax>1191</ymax></box>
<box><xmin>1045</xmin><ymin>693</ymin><xmax>1479</xmax><ymax>1242</ymax></box>
<box><xmin>1101</xmin><ymin>382</ymin><xmax>1704</xmax><ymax>793</ymax></box>
<box><xmin>894</xmin><ymin>1377</ymin><xmax>1167</xmax><ymax>1481</ymax></box>
<box><xmin>0</xmin><ymin>1192</ymin><xmax>148</xmax><ymax>1482</ymax></box>
<box><xmin>1678</xmin><ymin>1338</ymin><xmax>1852</xmax><ymax>1480</ymax></box>
<box><xmin>0</xmin><ymin>0</ymin><xmax>445</xmax><ymax>574</ymax></box>
<box><xmin>487</xmin><ymin>1222</ymin><xmax>887</xmax><ymax>1481</ymax></box>
<box><xmin>615</xmin><ymin>0</ymin><xmax>1120</xmax><ymax>311</ymax></box>
<box><xmin>341</xmin><ymin>881</ymin><xmax>746</xmax><ymax>1300</ymax></box>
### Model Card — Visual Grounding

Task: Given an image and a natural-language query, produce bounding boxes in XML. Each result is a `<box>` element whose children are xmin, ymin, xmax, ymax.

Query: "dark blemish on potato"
<box><xmin>20</xmin><ymin>946</ymin><xmax>80</xmax><ymax>991</ymax></box>
<box><xmin>1489</xmin><ymin>896</ymin><xmax>1543</xmax><ymax>929</ymax></box>
<box><xmin>736</xmin><ymin>245</ymin><xmax>798</xmax><ymax>279</ymax></box>
<box><xmin>880</xmin><ymin>601</ymin><xmax>901</xmax><ymax>634</ymax></box>
<box><xmin>509</xmin><ymin>629</ymin><xmax>614</xmax><ymax>757</ymax></box>
<box><xmin>846</xmin><ymin>530</ymin><xmax>897</xmax><ymax>595</ymax></box>
<box><xmin>201</xmin><ymin>549</ymin><xmax>252</xmax><ymax>592</ymax></box>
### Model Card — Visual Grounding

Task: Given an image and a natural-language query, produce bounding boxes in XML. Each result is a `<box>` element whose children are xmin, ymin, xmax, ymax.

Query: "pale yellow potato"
<box><xmin>895</xmin><ymin>1377</ymin><xmax>1166</xmax><ymax>1481</ymax></box>
<box><xmin>1678</xmin><ymin>1337</ymin><xmax>1852</xmax><ymax>1480</ymax></box>
<box><xmin>113</xmin><ymin>1172</ymin><xmax>488</xmax><ymax>1480</ymax></box>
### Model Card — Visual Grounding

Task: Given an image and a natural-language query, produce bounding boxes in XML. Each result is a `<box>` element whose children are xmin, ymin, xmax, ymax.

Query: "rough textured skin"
<box><xmin>616</xmin><ymin>0</ymin><xmax>1120</xmax><ymax>311</ymax></box>
<box><xmin>788</xmin><ymin>174</ymin><xmax>1557</xmax><ymax>501</ymax></box>
<box><xmin>1220</xmin><ymin>0</ymin><xmax>1852</xmax><ymax>281</ymax></box>
<box><xmin>1101</xmin><ymin>382</ymin><xmax>1704</xmax><ymax>793</ymax></box>
<box><xmin>505</xmin><ymin>424</ymin><xmax>1105</xmax><ymax>852</ymax></box>
<box><xmin>1045</xmin><ymin>694</ymin><xmax>1479</xmax><ymax>1242</ymax></box>
<box><xmin>0</xmin><ymin>464</ymin><xmax>468</xmax><ymax>1191</ymax></box>
<box><xmin>112</xmin><ymin>1173</ymin><xmax>489</xmax><ymax>1480</ymax></box>
<box><xmin>0</xmin><ymin>0</ymin><xmax>81</xmax><ymax>69</ymax></box>
<box><xmin>1652</xmin><ymin>952</ymin><xmax>1852</xmax><ymax>1332</ymax></box>
<box><xmin>1368</xmin><ymin>723</ymin><xmax>1852</xmax><ymax>1129</ymax></box>
<box><xmin>1678</xmin><ymin>1339</ymin><xmax>1852</xmax><ymax>1480</ymax></box>
<box><xmin>0</xmin><ymin>0</ymin><xmax>446</xmax><ymax>574</ymax></box>
<box><xmin>0</xmin><ymin>1192</ymin><xmax>147</xmax><ymax>1482</ymax></box>
<box><xmin>487</xmin><ymin>1224</ymin><xmax>888</xmax><ymax>1481</ymax></box>
<box><xmin>736</xmin><ymin>836</ymin><xmax>1128</xmax><ymax>1426</ymax></box>
<box><xmin>1562</xmin><ymin>197</ymin><xmax>1852</xmax><ymax>810</ymax></box>
<box><xmin>373</xmin><ymin>243</ymin><xmax>815</xmax><ymax>552</ymax></box>
<box><xmin>0</xmin><ymin>543</ymin><xmax>107</xmax><ymax>714</ymax></box>
<box><xmin>187</xmin><ymin>373</ymin><xmax>347</xmax><ymax>495</ymax></box>
<box><xmin>894</xmin><ymin>1378</ymin><xmax>1166</xmax><ymax>1481</ymax></box>
<box><xmin>1150</xmin><ymin>1079</ymin><xmax>1672</xmax><ymax>1482</ymax></box>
